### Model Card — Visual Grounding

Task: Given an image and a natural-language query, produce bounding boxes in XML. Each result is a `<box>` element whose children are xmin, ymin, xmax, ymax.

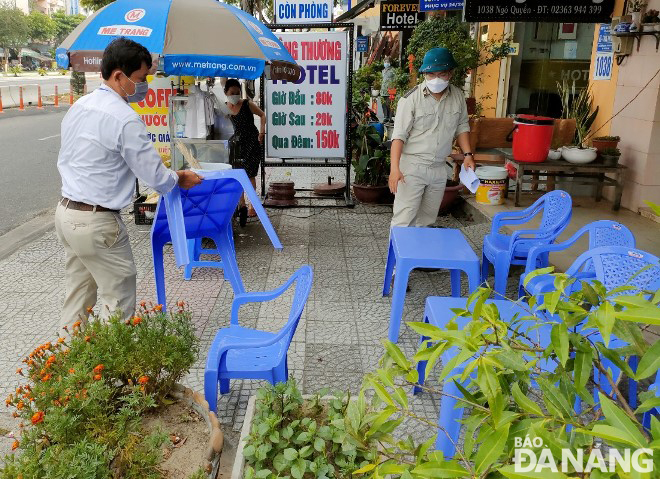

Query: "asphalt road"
<box><xmin>0</xmin><ymin>73</ymin><xmax>102</xmax><ymax>89</ymax></box>
<box><xmin>0</xmin><ymin>106</ymin><xmax>66</xmax><ymax>236</ymax></box>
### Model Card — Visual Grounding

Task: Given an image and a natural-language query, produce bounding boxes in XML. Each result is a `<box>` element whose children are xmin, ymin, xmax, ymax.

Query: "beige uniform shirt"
<box><xmin>391</xmin><ymin>83</ymin><xmax>470</xmax><ymax>166</ymax></box>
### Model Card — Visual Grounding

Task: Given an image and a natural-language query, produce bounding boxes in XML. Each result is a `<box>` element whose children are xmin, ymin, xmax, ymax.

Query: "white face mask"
<box><xmin>426</xmin><ymin>77</ymin><xmax>450</xmax><ymax>93</ymax></box>
<box><xmin>383</xmin><ymin>63</ymin><xmax>390</xmax><ymax>68</ymax></box>
<box><xmin>226</xmin><ymin>95</ymin><xmax>241</xmax><ymax>105</ymax></box>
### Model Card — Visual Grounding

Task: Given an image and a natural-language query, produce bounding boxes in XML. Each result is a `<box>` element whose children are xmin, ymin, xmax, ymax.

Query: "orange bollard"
<box><xmin>19</xmin><ymin>87</ymin><xmax>24</xmax><ymax>111</ymax></box>
<box><xmin>54</xmin><ymin>86</ymin><xmax>59</xmax><ymax>107</ymax></box>
<box><xmin>69</xmin><ymin>87</ymin><xmax>74</xmax><ymax>105</ymax></box>
<box><xmin>0</xmin><ymin>88</ymin><xmax>3</xmax><ymax>114</ymax></box>
<box><xmin>37</xmin><ymin>85</ymin><xmax>43</xmax><ymax>109</ymax></box>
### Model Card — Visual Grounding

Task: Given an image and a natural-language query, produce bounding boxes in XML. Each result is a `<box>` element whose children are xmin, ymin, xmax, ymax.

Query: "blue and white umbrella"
<box><xmin>57</xmin><ymin>0</ymin><xmax>300</xmax><ymax>81</ymax></box>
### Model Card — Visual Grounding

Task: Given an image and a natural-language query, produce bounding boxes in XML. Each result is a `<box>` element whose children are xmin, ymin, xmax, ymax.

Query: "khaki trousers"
<box><xmin>391</xmin><ymin>160</ymin><xmax>447</xmax><ymax>228</ymax></box>
<box><xmin>54</xmin><ymin>202</ymin><xmax>137</xmax><ymax>332</ymax></box>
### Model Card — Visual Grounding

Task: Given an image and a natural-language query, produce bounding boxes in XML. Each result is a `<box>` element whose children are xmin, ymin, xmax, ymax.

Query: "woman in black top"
<box><xmin>225</xmin><ymin>79</ymin><xmax>266</xmax><ymax>218</ymax></box>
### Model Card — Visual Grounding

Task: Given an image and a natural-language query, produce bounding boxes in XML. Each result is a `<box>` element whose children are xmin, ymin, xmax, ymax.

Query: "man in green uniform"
<box><xmin>389</xmin><ymin>47</ymin><xmax>475</xmax><ymax>228</ymax></box>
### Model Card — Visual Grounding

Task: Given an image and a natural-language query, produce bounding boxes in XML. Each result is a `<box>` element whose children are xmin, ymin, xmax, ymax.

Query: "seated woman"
<box><xmin>224</xmin><ymin>79</ymin><xmax>266</xmax><ymax>221</ymax></box>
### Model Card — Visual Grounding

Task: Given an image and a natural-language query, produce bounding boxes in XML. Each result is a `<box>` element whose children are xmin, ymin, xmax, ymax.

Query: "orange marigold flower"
<box><xmin>27</xmin><ymin>360</ymin><xmax>34</xmax><ymax>367</ymax></box>
<box><xmin>5</xmin><ymin>399</ymin><xmax>11</xmax><ymax>407</ymax></box>
<box><xmin>16</xmin><ymin>387</ymin><xmax>22</xmax><ymax>395</ymax></box>
<box><xmin>41</xmin><ymin>374</ymin><xmax>52</xmax><ymax>382</ymax></box>
<box><xmin>46</xmin><ymin>356</ymin><xmax>56</xmax><ymax>367</ymax></box>
<box><xmin>57</xmin><ymin>338</ymin><xmax>65</xmax><ymax>344</ymax></box>
<box><xmin>12</xmin><ymin>412</ymin><xmax>19</xmax><ymax>418</ymax></box>
<box><xmin>131</xmin><ymin>316</ymin><xmax>142</xmax><ymax>326</ymax></box>
<box><xmin>43</xmin><ymin>342</ymin><xmax>52</xmax><ymax>351</ymax></box>
<box><xmin>73</xmin><ymin>321</ymin><xmax>81</xmax><ymax>329</ymax></box>
<box><xmin>93</xmin><ymin>374</ymin><xmax>102</xmax><ymax>381</ymax></box>
<box><xmin>31</xmin><ymin>411</ymin><xmax>44</xmax><ymax>425</ymax></box>
<box><xmin>53</xmin><ymin>400</ymin><xmax>62</xmax><ymax>407</ymax></box>
<box><xmin>140</xmin><ymin>301</ymin><xmax>147</xmax><ymax>308</ymax></box>
<box><xmin>137</xmin><ymin>376</ymin><xmax>149</xmax><ymax>385</ymax></box>
<box><xmin>11</xmin><ymin>440</ymin><xmax>19</xmax><ymax>451</ymax></box>
<box><xmin>16</xmin><ymin>368</ymin><xmax>23</xmax><ymax>376</ymax></box>
<box><xmin>86</xmin><ymin>307</ymin><xmax>93</xmax><ymax>314</ymax></box>
<box><xmin>93</xmin><ymin>364</ymin><xmax>104</xmax><ymax>374</ymax></box>
<box><xmin>16</xmin><ymin>401</ymin><xmax>24</xmax><ymax>410</ymax></box>
<box><xmin>125</xmin><ymin>320</ymin><xmax>131</xmax><ymax>325</ymax></box>
<box><xmin>84</xmin><ymin>336</ymin><xmax>91</xmax><ymax>342</ymax></box>
<box><xmin>154</xmin><ymin>304</ymin><xmax>163</xmax><ymax>312</ymax></box>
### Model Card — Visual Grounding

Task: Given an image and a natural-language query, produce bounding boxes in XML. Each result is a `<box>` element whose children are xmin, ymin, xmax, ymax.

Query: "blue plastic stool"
<box><xmin>382</xmin><ymin>227</ymin><xmax>481</xmax><ymax>343</ymax></box>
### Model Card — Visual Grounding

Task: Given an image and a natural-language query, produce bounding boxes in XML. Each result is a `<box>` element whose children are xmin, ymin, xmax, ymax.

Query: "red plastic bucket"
<box><xmin>508</xmin><ymin>115</ymin><xmax>554</xmax><ymax>163</ymax></box>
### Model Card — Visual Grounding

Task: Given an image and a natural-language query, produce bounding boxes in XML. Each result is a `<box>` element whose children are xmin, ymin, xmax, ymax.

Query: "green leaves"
<box><xmin>473</xmin><ymin>424</ymin><xmax>510</xmax><ymax>473</ymax></box>
<box><xmin>550</xmin><ymin>323</ymin><xmax>569</xmax><ymax>367</ymax></box>
<box><xmin>511</xmin><ymin>384</ymin><xmax>543</xmax><ymax>416</ymax></box>
<box><xmin>411</xmin><ymin>460</ymin><xmax>468</xmax><ymax>478</ymax></box>
<box><xmin>636</xmin><ymin>340</ymin><xmax>660</xmax><ymax>380</ymax></box>
<box><xmin>598</xmin><ymin>393</ymin><xmax>647</xmax><ymax>449</ymax></box>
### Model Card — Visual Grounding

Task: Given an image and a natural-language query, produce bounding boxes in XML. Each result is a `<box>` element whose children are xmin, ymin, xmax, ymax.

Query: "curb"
<box><xmin>0</xmin><ymin>211</ymin><xmax>54</xmax><ymax>261</ymax></box>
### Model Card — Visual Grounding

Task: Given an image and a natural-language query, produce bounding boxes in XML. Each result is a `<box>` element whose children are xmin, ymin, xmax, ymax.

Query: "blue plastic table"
<box><xmin>382</xmin><ymin>227</ymin><xmax>480</xmax><ymax>342</ymax></box>
<box><xmin>415</xmin><ymin>297</ymin><xmax>545</xmax><ymax>456</ymax></box>
<box><xmin>151</xmin><ymin>169</ymin><xmax>282</xmax><ymax>310</ymax></box>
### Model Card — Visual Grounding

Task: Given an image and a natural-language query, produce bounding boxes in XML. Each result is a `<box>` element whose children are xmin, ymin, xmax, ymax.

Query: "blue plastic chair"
<box><xmin>151</xmin><ymin>169</ymin><xmax>283</xmax><ymax>310</ymax></box>
<box><xmin>519</xmin><ymin>220</ymin><xmax>635</xmax><ymax>298</ymax></box>
<box><xmin>204</xmin><ymin>265</ymin><xmax>313</xmax><ymax>412</ymax></box>
<box><xmin>481</xmin><ymin>190</ymin><xmax>572</xmax><ymax>295</ymax></box>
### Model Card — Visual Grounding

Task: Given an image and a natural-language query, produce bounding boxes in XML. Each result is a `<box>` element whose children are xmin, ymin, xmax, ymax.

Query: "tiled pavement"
<box><xmin>0</xmin><ymin>167</ymin><xmax>522</xmax><ymax>453</ymax></box>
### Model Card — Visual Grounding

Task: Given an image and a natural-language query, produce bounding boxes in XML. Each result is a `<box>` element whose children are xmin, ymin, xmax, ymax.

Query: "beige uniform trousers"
<box><xmin>391</xmin><ymin>160</ymin><xmax>447</xmax><ymax>228</ymax></box>
<box><xmin>54</xmin><ymin>202</ymin><xmax>137</xmax><ymax>332</ymax></box>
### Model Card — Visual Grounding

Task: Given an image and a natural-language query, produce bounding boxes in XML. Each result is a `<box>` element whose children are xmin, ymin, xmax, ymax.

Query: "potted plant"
<box><xmin>352</xmin><ymin>123</ymin><xmax>391</xmax><ymax>204</ymax></box>
<box><xmin>347</xmin><ymin>269</ymin><xmax>660</xmax><ymax>478</ymax></box>
<box><xmin>592</xmin><ymin>135</ymin><xmax>620</xmax><ymax>152</ymax></box>
<box><xmin>1</xmin><ymin>305</ymin><xmax>222</xmax><ymax>479</ymax></box>
<box><xmin>557</xmin><ymin>80</ymin><xmax>598</xmax><ymax>164</ymax></box>
<box><xmin>628</xmin><ymin>0</ymin><xmax>648</xmax><ymax>29</ymax></box>
<box><xmin>234</xmin><ymin>380</ymin><xmax>376</xmax><ymax>479</ymax></box>
<box><xmin>600</xmin><ymin>146</ymin><xmax>622</xmax><ymax>166</ymax></box>
<box><xmin>642</xmin><ymin>9</ymin><xmax>660</xmax><ymax>30</ymax></box>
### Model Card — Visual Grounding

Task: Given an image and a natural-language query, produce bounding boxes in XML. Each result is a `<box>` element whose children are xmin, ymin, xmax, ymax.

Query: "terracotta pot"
<box><xmin>592</xmin><ymin>139</ymin><xmax>619</xmax><ymax>153</ymax></box>
<box><xmin>439</xmin><ymin>180</ymin><xmax>463</xmax><ymax>214</ymax></box>
<box><xmin>352</xmin><ymin>184</ymin><xmax>391</xmax><ymax>204</ymax></box>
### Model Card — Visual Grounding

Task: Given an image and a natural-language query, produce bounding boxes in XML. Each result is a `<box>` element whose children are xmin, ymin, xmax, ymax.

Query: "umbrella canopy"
<box><xmin>56</xmin><ymin>0</ymin><xmax>300</xmax><ymax>81</ymax></box>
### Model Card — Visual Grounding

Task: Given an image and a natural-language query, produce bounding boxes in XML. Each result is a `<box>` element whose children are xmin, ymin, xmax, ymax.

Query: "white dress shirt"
<box><xmin>58</xmin><ymin>85</ymin><xmax>178</xmax><ymax>210</ymax></box>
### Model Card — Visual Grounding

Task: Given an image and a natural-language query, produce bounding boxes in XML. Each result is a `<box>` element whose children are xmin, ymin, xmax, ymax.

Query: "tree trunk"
<box><xmin>70</xmin><ymin>70</ymin><xmax>86</xmax><ymax>96</ymax></box>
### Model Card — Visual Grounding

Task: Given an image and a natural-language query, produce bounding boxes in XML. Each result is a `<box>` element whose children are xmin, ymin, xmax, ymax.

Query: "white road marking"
<box><xmin>37</xmin><ymin>134</ymin><xmax>60</xmax><ymax>141</ymax></box>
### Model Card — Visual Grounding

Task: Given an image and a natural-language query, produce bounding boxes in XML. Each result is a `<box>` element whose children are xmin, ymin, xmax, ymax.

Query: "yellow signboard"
<box><xmin>131</xmin><ymin>75</ymin><xmax>195</xmax><ymax>168</ymax></box>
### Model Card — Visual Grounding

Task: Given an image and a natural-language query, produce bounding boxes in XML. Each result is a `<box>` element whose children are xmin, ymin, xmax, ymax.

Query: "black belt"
<box><xmin>60</xmin><ymin>197</ymin><xmax>119</xmax><ymax>213</ymax></box>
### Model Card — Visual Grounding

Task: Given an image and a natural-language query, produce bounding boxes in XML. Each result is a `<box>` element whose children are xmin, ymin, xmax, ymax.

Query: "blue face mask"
<box><xmin>121</xmin><ymin>73</ymin><xmax>149</xmax><ymax>103</ymax></box>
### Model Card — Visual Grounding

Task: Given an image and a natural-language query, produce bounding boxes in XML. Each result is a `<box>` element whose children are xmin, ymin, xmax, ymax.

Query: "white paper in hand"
<box><xmin>459</xmin><ymin>164</ymin><xmax>480</xmax><ymax>194</ymax></box>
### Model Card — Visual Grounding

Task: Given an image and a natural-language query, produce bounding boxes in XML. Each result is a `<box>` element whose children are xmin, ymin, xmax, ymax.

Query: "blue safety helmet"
<box><xmin>419</xmin><ymin>47</ymin><xmax>458</xmax><ymax>73</ymax></box>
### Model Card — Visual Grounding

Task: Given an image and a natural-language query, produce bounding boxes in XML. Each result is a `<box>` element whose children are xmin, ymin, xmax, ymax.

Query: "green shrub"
<box><xmin>348</xmin><ymin>270</ymin><xmax>660</xmax><ymax>478</ymax></box>
<box><xmin>37</xmin><ymin>68</ymin><xmax>47</xmax><ymax>76</ymax></box>
<box><xmin>2</xmin><ymin>305</ymin><xmax>199</xmax><ymax>479</ymax></box>
<box><xmin>242</xmin><ymin>380</ymin><xmax>377</xmax><ymax>479</ymax></box>
<box><xmin>9</xmin><ymin>66</ymin><xmax>22</xmax><ymax>77</ymax></box>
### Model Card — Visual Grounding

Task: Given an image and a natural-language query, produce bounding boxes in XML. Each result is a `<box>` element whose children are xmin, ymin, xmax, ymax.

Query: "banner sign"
<box><xmin>464</xmin><ymin>0</ymin><xmax>616</xmax><ymax>23</ymax></box>
<box><xmin>419</xmin><ymin>0</ymin><xmax>463</xmax><ymax>12</ymax></box>
<box><xmin>594</xmin><ymin>23</ymin><xmax>613</xmax><ymax>81</ymax></box>
<box><xmin>356</xmin><ymin>35</ymin><xmax>369</xmax><ymax>52</ymax></box>
<box><xmin>380</xmin><ymin>0</ymin><xmax>424</xmax><ymax>31</ymax></box>
<box><xmin>266</xmin><ymin>31</ymin><xmax>348</xmax><ymax>159</ymax></box>
<box><xmin>131</xmin><ymin>75</ymin><xmax>194</xmax><ymax>168</ymax></box>
<box><xmin>274</xmin><ymin>0</ymin><xmax>333</xmax><ymax>24</ymax></box>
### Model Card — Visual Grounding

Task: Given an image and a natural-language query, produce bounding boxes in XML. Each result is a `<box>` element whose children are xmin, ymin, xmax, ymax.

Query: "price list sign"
<box><xmin>464</xmin><ymin>0</ymin><xmax>616</xmax><ymax>23</ymax></box>
<box><xmin>266</xmin><ymin>31</ymin><xmax>348</xmax><ymax>159</ymax></box>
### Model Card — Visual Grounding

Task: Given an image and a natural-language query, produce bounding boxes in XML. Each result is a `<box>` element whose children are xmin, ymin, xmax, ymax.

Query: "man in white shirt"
<box><xmin>55</xmin><ymin>38</ymin><xmax>202</xmax><ymax>331</ymax></box>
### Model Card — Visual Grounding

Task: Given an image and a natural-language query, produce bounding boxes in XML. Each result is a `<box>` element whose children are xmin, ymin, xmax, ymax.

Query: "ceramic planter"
<box><xmin>168</xmin><ymin>384</ymin><xmax>224</xmax><ymax>479</ymax></box>
<box><xmin>439</xmin><ymin>180</ymin><xmax>463</xmax><ymax>214</ymax></box>
<box><xmin>562</xmin><ymin>147</ymin><xmax>598</xmax><ymax>164</ymax></box>
<box><xmin>601</xmin><ymin>155</ymin><xmax>621</xmax><ymax>167</ymax></box>
<box><xmin>547</xmin><ymin>149</ymin><xmax>562</xmax><ymax>160</ymax></box>
<box><xmin>631</xmin><ymin>11</ymin><xmax>642</xmax><ymax>28</ymax></box>
<box><xmin>352</xmin><ymin>184</ymin><xmax>392</xmax><ymax>203</ymax></box>
<box><xmin>592</xmin><ymin>139</ymin><xmax>619</xmax><ymax>152</ymax></box>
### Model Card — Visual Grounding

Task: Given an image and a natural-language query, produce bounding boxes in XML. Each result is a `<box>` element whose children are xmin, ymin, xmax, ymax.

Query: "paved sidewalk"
<box><xmin>0</xmin><ymin>167</ymin><xmax>509</xmax><ymax>455</ymax></box>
